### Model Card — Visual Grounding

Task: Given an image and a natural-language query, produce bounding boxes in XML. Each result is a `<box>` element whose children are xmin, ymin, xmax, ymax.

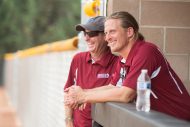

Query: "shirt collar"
<box><xmin>85</xmin><ymin>49</ymin><xmax>113</xmax><ymax>67</ymax></box>
<box><xmin>120</xmin><ymin>40</ymin><xmax>144</xmax><ymax>66</ymax></box>
<box><xmin>120</xmin><ymin>58</ymin><xmax>126</xmax><ymax>63</ymax></box>
<box><xmin>86</xmin><ymin>52</ymin><xmax>91</xmax><ymax>63</ymax></box>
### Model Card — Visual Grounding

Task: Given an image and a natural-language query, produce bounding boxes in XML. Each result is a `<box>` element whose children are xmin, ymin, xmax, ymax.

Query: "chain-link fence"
<box><xmin>4</xmin><ymin>50</ymin><xmax>79</xmax><ymax>127</ymax></box>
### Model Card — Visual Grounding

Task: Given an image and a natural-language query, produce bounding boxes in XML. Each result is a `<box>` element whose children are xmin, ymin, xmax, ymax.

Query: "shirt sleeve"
<box><xmin>123</xmin><ymin>46</ymin><xmax>159</xmax><ymax>90</ymax></box>
<box><xmin>64</xmin><ymin>54</ymin><xmax>78</xmax><ymax>89</ymax></box>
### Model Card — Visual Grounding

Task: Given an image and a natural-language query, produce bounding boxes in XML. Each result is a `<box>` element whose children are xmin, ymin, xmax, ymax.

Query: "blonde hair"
<box><xmin>106</xmin><ymin>11</ymin><xmax>144</xmax><ymax>41</ymax></box>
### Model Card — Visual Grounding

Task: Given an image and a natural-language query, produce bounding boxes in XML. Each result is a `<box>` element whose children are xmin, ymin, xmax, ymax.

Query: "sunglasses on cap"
<box><xmin>83</xmin><ymin>31</ymin><xmax>104</xmax><ymax>37</ymax></box>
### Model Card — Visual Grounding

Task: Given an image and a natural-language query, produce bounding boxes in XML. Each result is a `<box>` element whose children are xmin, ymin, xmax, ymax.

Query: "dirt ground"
<box><xmin>0</xmin><ymin>87</ymin><xmax>21</xmax><ymax>127</ymax></box>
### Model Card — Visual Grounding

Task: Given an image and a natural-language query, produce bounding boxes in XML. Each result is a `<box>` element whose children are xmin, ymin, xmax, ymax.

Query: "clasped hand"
<box><xmin>64</xmin><ymin>86</ymin><xmax>86</xmax><ymax>110</ymax></box>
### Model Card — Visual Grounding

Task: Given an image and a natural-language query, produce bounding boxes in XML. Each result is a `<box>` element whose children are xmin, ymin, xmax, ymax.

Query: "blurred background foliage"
<box><xmin>0</xmin><ymin>0</ymin><xmax>81</xmax><ymax>57</ymax></box>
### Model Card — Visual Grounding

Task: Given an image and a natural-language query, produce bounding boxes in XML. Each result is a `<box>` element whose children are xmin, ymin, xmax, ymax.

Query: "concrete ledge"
<box><xmin>92</xmin><ymin>102</ymin><xmax>190</xmax><ymax>127</ymax></box>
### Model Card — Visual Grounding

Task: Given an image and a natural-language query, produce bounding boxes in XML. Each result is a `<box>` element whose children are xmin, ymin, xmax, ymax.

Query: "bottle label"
<box><xmin>147</xmin><ymin>82</ymin><xmax>151</xmax><ymax>89</ymax></box>
<box><xmin>137</xmin><ymin>82</ymin><xmax>151</xmax><ymax>90</ymax></box>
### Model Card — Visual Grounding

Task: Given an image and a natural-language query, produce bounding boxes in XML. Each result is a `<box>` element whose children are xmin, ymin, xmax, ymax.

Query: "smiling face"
<box><xmin>104</xmin><ymin>19</ymin><xmax>129</xmax><ymax>54</ymax></box>
<box><xmin>84</xmin><ymin>30</ymin><xmax>107</xmax><ymax>54</ymax></box>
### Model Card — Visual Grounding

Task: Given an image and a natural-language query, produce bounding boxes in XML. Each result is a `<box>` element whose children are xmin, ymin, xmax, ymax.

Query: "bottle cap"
<box><xmin>141</xmin><ymin>69</ymin><xmax>148</xmax><ymax>73</ymax></box>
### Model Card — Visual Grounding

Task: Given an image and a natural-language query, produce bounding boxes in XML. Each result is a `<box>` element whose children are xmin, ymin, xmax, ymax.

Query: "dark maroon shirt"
<box><xmin>111</xmin><ymin>40</ymin><xmax>190</xmax><ymax>121</ymax></box>
<box><xmin>65</xmin><ymin>50</ymin><xmax>119</xmax><ymax>127</ymax></box>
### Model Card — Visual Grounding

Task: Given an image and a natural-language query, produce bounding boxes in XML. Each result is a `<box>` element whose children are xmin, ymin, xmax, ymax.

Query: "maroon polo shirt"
<box><xmin>111</xmin><ymin>40</ymin><xmax>190</xmax><ymax>120</ymax></box>
<box><xmin>65</xmin><ymin>50</ymin><xmax>119</xmax><ymax>127</ymax></box>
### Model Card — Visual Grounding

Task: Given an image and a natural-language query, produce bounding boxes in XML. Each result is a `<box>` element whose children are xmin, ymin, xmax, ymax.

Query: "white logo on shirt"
<box><xmin>97</xmin><ymin>73</ymin><xmax>109</xmax><ymax>78</ymax></box>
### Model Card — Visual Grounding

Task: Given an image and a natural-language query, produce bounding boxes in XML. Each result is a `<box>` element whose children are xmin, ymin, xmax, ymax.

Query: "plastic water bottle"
<box><xmin>136</xmin><ymin>69</ymin><xmax>151</xmax><ymax>112</ymax></box>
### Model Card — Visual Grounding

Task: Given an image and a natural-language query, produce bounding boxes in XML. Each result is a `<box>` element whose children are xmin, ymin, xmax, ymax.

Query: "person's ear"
<box><xmin>127</xmin><ymin>27</ymin><xmax>135</xmax><ymax>38</ymax></box>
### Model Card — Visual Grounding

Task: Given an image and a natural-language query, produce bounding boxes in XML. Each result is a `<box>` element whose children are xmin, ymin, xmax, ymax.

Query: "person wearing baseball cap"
<box><xmin>76</xmin><ymin>16</ymin><xmax>105</xmax><ymax>32</ymax></box>
<box><xmin>64</xmin><ymin>16</ymin><xmax>119</xmax><ymax>127</ymax></box>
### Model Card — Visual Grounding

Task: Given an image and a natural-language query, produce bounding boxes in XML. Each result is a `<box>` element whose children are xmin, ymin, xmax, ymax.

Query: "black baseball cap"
<box><xmin>75</xmin><ymin>16</ymin><xmax>105</xmax><ymax>32</ymax></box>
